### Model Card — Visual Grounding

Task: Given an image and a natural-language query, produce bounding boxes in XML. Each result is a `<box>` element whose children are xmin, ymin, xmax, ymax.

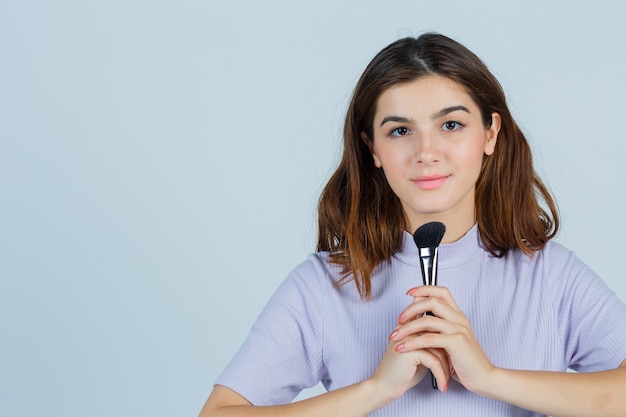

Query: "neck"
<box><xmin>439</xmin><ymin>220</ymin><xmax>475</xmax><ymax>244</ymax></box>
<box><xmin>407</xmin><ymin>215</ymin><xmax>475</xmax><ymax>244</ymax></box>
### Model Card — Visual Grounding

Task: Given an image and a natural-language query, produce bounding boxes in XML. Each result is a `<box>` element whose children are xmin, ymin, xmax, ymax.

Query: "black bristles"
<box><xmin>412</xmin><ymin>222</ymin><xmax>446</xmax><ymax>248</ymax></box>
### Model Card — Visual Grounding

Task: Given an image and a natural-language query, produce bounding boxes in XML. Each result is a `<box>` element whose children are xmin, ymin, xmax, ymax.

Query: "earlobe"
<box><xmin>361</xmin><ymin>131</ymin><xmax>382</xmax><ymax>168</ymax></box>
<box><xmin>373</xmin><ymin>154</ymin><xmax>382</xmax><ymax>168</ymax></box>
<box><xmin>484</xmin><ymin>112</ymin><xmax>501</xmax><ymax>155</ymax></box>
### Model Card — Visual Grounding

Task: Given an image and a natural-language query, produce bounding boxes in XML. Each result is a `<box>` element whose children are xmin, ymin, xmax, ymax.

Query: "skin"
<box><xmin>199</xmin><ymin>75</ymin><xmax>626</xmax><ymax>417</ymax></box>
<box><xmin>366</xmin><ymin>75</ymin><xmax>499</xmax><ymax>242</ymax></box>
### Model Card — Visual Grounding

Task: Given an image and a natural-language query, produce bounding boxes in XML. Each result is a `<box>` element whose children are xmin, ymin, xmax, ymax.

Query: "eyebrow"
<box><xmin>431</xmin><ymin>105</ymin><xmax>471</xmax><ymax>120</ymax></box>
<box><xmin>379</xmin><ymin>105</ymin><xmax>471</xmax><ymax>127</ymax></box>
<box><xmin>379</xmin><ymin>115</ymin><xmax>414</xmax><ymax>126</ymax></box>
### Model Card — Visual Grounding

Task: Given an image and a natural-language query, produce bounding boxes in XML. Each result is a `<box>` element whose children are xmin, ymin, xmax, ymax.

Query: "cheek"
<box><xmin>451</xmin><ymin>143</ymin><xmax>486</xmax><ymax>174</ymax></box>
<box><xmin>374</xmin><ymin>144</ymin><xmax>407</xmax><ymax>167</ymax></box>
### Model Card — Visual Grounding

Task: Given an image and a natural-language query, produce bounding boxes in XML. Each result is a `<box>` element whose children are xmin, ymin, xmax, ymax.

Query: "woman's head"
<box><xmin>365</xmin><ymin>74</ymin><xmax>501</xmax><ymax>237</ymax></box>
<box><xmin>351</xmin><ymin>34</ymin><xmax>502</xmax><ymax>144</ymax></box>
<box><xmin>318</xmin><ymin>33</ymin><xmax>559</xmax><ymax>299</ymax></box>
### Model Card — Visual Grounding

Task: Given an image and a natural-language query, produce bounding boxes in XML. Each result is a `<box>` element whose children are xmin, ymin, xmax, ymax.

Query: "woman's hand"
<box><xmin>370</xmin><ymin>325</ymin><xmax>451</xmax><ymax>402</ymax></box>
<box><xmin>390</xmin><ymin>286</ymin><xmax>496</xmax><ymax>393</ymax></box>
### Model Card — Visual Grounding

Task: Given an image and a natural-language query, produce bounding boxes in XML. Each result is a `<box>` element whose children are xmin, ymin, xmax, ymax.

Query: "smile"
<box><xmin>412</xmin><ymin>175</ymin><xmax>449</xmax><ymax>190</ymax></box>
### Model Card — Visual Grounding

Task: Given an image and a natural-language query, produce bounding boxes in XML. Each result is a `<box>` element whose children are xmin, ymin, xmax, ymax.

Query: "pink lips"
<box><xmin>412</xmin><ymin>175</ymin><xmax>449</xmax><ymax>190</ymax></box>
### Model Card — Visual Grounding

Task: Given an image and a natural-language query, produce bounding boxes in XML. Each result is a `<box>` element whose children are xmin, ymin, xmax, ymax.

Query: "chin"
<box><xmin>411</xmin><ymin>203</ymin><xmax>454</xmax><ymax>215</ymax></box>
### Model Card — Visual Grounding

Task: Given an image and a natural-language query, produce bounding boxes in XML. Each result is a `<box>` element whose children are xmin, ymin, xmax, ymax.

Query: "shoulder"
<box><xmin>537</xmin><ymin>240</ymin><xmax>594</xmax><ymax>290</ymax></box>
<box><xmin>534</xmin><ymin>242</ymin><xmax>626</xmax><ymax>371</ymax></box>
<box><xmin>266</xmin><ymin>252</ymin><xmax>342</xmax><ymax>313</ymax></box>
<box><xmin>482</xmin><ymin>240</ymin><xmax>594</xmax><ymax>302</ymax></box>
<box><xmin>500</xmin><ymin>239</ymin><xmax>587</xmax><ymax>280</ymax></box>
<box><xmin>533</xmin><ymin>240</ymin><xmax>616</xmax><ymax>313</ymax></box>
<box><xmin>539</xmin><ymin>239</ymin><xmax>586</xmax><ymax>272</ymax></box>
<box><xmin>284</xmin><ymin>252</ymin><xmax>343</xmax><ymax>289</ymax></box>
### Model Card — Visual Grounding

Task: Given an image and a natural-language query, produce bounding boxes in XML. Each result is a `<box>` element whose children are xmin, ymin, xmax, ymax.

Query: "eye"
<box><xmin>390</xmin><ymin>126</ymin><xmax>411</xmax><ymax>137</ymax></box>
<box><xmin>442</xmin><ymin>121</ymin><xmax>463</xmax><ymax>131</ymax></box>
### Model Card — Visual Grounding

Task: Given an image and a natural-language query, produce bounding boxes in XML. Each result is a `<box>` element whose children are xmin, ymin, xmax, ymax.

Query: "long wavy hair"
<box><xmin>317</xmin><ymin>33</ymin><xmax>559</xmax><ymax>300</ymax></box>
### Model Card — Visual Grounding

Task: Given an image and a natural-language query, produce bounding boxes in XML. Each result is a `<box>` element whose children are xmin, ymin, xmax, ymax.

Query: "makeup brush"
<box><xmin>412</xmin><ymin>221</ymin><xmax>446</xmax><ymax>390</ymax></box>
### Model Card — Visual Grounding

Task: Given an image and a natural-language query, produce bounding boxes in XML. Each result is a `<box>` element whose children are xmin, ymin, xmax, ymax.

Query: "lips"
<box><xmin>412</xmin><ymin>175</ymin><xmax>449</xmax><ymax>190</ymax></box>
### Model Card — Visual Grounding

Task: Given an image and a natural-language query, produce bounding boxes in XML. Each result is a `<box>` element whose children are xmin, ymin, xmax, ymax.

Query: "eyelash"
<box><xmin>442</xmin><ymin>121</ymin><xmax>464</xmax><ymax>131</ymax></box>
<box><xmin>390</xmin><ymin>126</ymin><xmax>411</xmax><ymax>137</ymax></box>
<box><xmin>388</xmin><ymin>121</ymin><xmax>465</xmax><ymax>137</ymax></box>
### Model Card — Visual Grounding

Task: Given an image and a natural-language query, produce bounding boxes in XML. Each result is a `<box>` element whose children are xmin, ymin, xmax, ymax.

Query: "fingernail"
<box><xmin>406</xmin><ymin>288</ymin><xmax>418</xmax><ymax>296</ymax></box>
<box><xmin>395</xmin><ymin>343</ymin><xmax>405</xmax><ymax>352</ymax></box>
<box><xmin>388</xmin><ymin>330</ymin><xmax>399</xmax><ymax>341</ymax></box>
<box><xmin>398</xmin><ymin>313</ymin><xmax>405</xmax><ymax>324</ymax></box>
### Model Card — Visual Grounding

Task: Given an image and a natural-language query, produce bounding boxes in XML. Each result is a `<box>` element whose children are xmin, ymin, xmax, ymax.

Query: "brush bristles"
<box><xmin>413</xmin><ymin>222</ymin><xmax>446</xmax><ymax>248</ymax></box>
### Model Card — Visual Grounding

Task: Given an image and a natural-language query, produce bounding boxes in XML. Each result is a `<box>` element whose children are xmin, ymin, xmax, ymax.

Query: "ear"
<box><xmin>361</xmin><ymin>131</ymin><xmax>382</xmax><ymax>168</ymax></box>
<box><xmin>483</xmin><ymin>112</ymin><xmax>501</xmax><ymax>156</ymax></box>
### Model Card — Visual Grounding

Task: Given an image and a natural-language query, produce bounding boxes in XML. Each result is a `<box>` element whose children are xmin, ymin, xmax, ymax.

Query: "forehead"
<box><xmin>374</xmin><ymin>75</ymin><xmax>477</xmax><ymax>119</ymax></box>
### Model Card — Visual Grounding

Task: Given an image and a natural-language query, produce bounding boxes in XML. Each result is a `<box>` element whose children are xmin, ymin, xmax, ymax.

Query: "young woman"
<box><xmin>200</xmin><ymin>33</ymin><xmax>626</xmax><ymax>417</ymax></box>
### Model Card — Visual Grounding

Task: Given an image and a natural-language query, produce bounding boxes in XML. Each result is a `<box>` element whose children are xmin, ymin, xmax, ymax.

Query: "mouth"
<box><xmin>412</xmin><ymin>175</ymin><xmax>449</xmax><ymax>190</ymax></box>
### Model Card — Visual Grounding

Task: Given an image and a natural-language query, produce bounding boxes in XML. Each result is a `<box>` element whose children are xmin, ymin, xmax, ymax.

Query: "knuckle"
<box><xmin>423</xmin><ymin>332</ymin><xmax>437</xmax><ymax>344</ymax></box>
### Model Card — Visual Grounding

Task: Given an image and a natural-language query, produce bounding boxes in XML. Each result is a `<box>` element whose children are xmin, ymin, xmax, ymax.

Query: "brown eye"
<box><xmin>442</xmin><ymin>121</ymin><xmax>462</xmax><ymax>131</ymax></box>
<box><xmin>391</xmin><ymin>127</ymin><xmax>410</xmax><ymax>137</ymax></box>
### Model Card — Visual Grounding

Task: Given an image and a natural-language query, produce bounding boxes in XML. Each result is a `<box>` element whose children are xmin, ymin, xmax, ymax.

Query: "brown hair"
<box><xmin>317</xmin><ymin>33</ymin><xmax>559</xmax><ymax>299</ymax></box>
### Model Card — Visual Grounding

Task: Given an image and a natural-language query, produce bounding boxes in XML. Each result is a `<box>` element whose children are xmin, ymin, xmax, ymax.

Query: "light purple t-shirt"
<box><xmin>216</xmin><ymin>225</ymin><xmax>626</xmax><ymax>416</ymax></box>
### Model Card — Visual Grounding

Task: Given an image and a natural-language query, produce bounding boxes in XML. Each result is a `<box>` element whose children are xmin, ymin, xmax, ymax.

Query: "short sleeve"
<box><xmin>545</xmin><ymin>243</ymin><xmax>626</xmax><ymax>372</ymax></box>
<box><xmin>215</xmin><ymin>255</ymin><xmax>329</xmax><ymax>405</ymax></box>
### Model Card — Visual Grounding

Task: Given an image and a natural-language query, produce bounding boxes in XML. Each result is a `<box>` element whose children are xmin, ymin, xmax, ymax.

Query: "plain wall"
<box><xmin>1</xmin><ymin>1</ymin><xmax>625</xmax><ymax>416</ymax></box>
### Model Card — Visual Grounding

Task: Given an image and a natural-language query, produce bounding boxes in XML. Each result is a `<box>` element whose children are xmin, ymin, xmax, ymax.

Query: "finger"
<box><xmin>426</xmin><ymin>347</ymin><xmax>451</xmax><ymax>389</ymax></box>
<box><xmin>450</xmin><ymin>367</ymin><xmax>460</xmax><ymax>383</ymax></box>
<box><xmin>391</xmin><ymin>314</ymin><xmax>456</xmax><ymax>341</ymax></box>
<box><xmin>391</xmin><ymin>334</ymin><xmax>451</xmax><ymax>392</ymax></box>
<box><xmin>407</xmin><ymin>286</ymin><xmax>462</xmax><ymax>311</ymax></box>
<box><xmin>399</xmin><ymin>296</ymin><xmax>465</xmax><ymax>325</ymax></box>
<box><xmin>404</xmin><ymin>348</ymin><xmax>450</xmax><ymax>393</ymax></box>
<box><xmin>399</xmin><ymin>330</ymin><xmax>473</xmax><ymax>356</ymax></box>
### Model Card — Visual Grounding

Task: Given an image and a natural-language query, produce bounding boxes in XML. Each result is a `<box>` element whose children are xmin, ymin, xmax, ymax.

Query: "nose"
<box><xmin>416</xmin><ymin>132</ymin><xmax>440</xmax><ymax>165</ymax></box>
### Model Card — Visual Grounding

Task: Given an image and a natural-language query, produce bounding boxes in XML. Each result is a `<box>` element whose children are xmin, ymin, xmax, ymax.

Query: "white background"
<box><xmin>1</xmin><ymin>1</ymin><xmax>625</xmax><ymax>416</ymax></box>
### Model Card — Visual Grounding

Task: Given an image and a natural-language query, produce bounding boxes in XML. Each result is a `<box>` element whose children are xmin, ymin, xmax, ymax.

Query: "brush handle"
<box><xmin>424</xmin><ymin>311</ymin><xmax>438</xmax><ymax>389</ymax></box>
<box><xmin>418</xmin><ymin>247</ymin><xmax>440</xmax><ymax>390</ymax></box>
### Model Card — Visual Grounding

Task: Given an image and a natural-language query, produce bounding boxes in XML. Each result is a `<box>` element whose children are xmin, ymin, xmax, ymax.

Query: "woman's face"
<box><xmin>367</xmin><ymin>75</ymin><xmax>500</xmax><ymax>238</ymax></box>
